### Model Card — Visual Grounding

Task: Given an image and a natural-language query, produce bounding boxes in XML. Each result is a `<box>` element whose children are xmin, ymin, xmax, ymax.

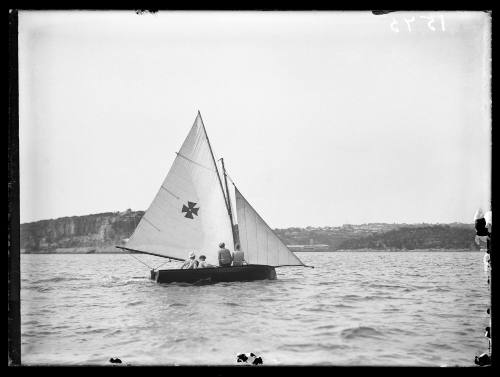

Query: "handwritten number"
<box><xmin>404</xmin><ymin>17</ymin><xmax>415</xmax><ymax>32</ymax></box>
<box><xmin>420</xmin><ymin>16</ymin><xmax>435</xmax><ymax>31</ymax></box>
<box><xmin>389</xmin><ymin>14</ymin><xmax>445</xmax><ymax>33</ymax></box>
<box><xmin>440</xmin><ymin>15</ymin><xmax>446</xmax><ymax>31</ymax></box>
<box><xmin>390</xmin><ymin>18</ymin><xmax>399</xmax><ymax>33</ymax></box>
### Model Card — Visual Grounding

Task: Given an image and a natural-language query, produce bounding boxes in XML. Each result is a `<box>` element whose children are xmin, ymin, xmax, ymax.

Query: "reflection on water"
<box><xmin>20</xmin><ymin>251</ymin><xmax>490</xmax><ymax>365</ymax></box>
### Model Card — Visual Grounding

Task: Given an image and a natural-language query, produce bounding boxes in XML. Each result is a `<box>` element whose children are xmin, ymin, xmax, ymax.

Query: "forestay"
<box><xmin>235</xmin><ymin>187</ymin><xmax>305</xmax><ymax>267</ymax></box>
<box><xmin>123</xmin><ymin>113</ymin><xmax>234</xmax><ymax>265</ymax></box>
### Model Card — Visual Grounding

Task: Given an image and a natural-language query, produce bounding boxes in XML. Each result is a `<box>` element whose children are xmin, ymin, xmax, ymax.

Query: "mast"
<box><xmin>197</xmin><ymin>111</ymin><xmax>236</xmax><ymax>249</ymax></box>
<box><xmin>221</xmin><ymin>157</ymin><xmax>237</xmax><ymax>249</ymax></box>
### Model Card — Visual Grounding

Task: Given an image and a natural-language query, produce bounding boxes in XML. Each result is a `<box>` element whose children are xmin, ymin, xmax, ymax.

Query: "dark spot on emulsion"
<box><xmin>135</xmin><ymin>9</ymin><xmax>158</xmax><ymax>15</ymax></box>
<box><xmin>475</xmin><ymin>353</ymin><xmax>491</xmax><ymax>366</ymax></box>
<box><xmin>252</xmin><ymin>356</ymin><xmax>263</xmax><ymax>365</ymax></box>
<box><xmin>372</xmin><ymin>10</ymin><xmax>397</xmax><ymax>15</ymax></box>
<box><xmin>236</xmin><ymin>353</ymin><xmax>248</xmax><ymax>362</ymax></box>
<box><xmin>236</xmin><ymin>353</ymin><xmax>263</xmax><ymax>365</ymax></box>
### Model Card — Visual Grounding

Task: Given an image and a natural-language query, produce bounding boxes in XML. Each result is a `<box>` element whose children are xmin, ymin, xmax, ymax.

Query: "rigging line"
<box><xmin>124</xmin><ymin>251</ymin><xmax>153</xmax><ymax>270</ymax></box>
<box><xmin>226</xmin><ymin>172</ymin><xmax>237</xmax><ymax>186</ymax></box>
<box><xmin>153</xmin><ymin>259</ymin><xmax>172</xmax><ymax>270</ymax></box>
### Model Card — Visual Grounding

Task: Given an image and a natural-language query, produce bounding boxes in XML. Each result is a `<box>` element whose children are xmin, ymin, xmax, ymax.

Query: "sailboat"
<box><xmin>116</xmin><ymin>112</ymin><xmax>309</xmax><ymax>283</ymax></box>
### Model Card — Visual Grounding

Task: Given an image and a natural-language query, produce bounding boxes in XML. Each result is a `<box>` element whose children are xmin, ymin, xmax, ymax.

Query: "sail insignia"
<box><xmin>181</xmin><ymin>201</ymin><xmax>200</xmax><ymax>219</ymax></box>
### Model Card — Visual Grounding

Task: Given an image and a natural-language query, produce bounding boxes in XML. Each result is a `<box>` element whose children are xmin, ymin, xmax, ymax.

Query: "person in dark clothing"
<box><xmin>474</xmin><ymin>209</ymin><xmax>491</xmax><ymax>246</ymax></box>
<box><xmin>475</xmin><ymin>217</ymin><xmax>490</xmax><ymax>237</ymax></box>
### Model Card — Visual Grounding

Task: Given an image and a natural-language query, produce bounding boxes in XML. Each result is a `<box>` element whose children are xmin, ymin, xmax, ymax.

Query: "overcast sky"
<box><xmin>18</xmin><ymin>10</ymin><xmax>491</xmax><ymax>227</ymax></box>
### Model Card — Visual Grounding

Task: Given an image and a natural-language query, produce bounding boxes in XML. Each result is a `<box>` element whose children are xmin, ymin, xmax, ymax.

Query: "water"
<box><xmin>20</xmin><ymin>251</ymin><xmax>490</xmax><ymax>366</ymax></box>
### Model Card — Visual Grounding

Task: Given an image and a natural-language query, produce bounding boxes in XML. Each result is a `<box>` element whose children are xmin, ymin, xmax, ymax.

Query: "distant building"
<box><xmin>287</xmin><ymin>239</ymin><xmax>329</xmax><ymax>251</ymax></box>
<box><xmin>287</xmin><ymin>244</ymin><xmax>330</xmax><ymax>252</ymax></box>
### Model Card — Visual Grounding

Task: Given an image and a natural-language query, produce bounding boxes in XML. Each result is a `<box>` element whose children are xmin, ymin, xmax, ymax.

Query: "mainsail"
<box><xmin>235</xmin><ymin>187</ymin><xmax>305</xmax><ymax>267</ymax></box>
<box><xmin>122</xmin><ymin>112</ymin><xmax>234</xmax><ymax>265</ymax></box>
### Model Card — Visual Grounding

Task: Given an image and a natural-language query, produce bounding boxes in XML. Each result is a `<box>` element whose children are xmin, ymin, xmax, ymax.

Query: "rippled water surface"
<box><xmin>21</xmin><ymin>251</ymin><xmax>490</xmax><ymax>366</ymax></box>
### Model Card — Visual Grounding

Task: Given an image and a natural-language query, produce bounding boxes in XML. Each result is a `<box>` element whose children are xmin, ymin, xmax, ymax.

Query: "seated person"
<box><xmin>198</xmin><ymin>255</ymin><xmax>215</xmax><ymax>268</ymax></box>
<box><xmin>218</xmin><ymin>242</ymin><xmax>233</xmax><ymax>267</ymax></box>
<box><xmin>180</xmin><ymin>251</ymin><xmax>199</xmax><ymax>269</ymax></box>
<box><xmin>232</xmin><ymin>244</ymin><xmax>247</xmax><ymax>267</ymax></box>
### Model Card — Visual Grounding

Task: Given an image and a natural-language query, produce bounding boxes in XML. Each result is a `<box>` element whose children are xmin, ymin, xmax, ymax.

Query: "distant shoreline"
<box><xmin>20</xmin><ymin>211</ymin><xmax>478</xmax><ymax>253</ymax></box>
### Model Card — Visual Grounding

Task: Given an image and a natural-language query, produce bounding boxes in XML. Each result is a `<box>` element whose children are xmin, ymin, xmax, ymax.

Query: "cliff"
<box><xmin>20</xmin><ymin>209</ymin><xmax>144</xmax><ymax>253</ymax></box>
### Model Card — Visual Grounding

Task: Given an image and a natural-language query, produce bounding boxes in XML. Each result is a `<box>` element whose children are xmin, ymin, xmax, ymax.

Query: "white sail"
<box><xmin>124</xmin><ymin>112</ymin><xmax>234</xmax><ymax>265</ymax></box>
<box><xmin>235</xmin><ymin>187</ymin><xmax>305</xmax><ymax>267</ymax></box>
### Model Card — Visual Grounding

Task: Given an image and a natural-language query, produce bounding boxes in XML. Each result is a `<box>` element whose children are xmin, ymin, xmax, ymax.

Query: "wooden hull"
<box><xmin>151</xmin><ymin>264</ymin><xmax>277</xmax><ymax>284</ymax></box>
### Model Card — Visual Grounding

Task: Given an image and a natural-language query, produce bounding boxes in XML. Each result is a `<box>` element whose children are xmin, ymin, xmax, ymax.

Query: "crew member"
<box><xmin>232</xmin><ymin>244</ymin><xmax>247</xmax><ymax>267</ymax></box>
<box><xmin>217</xmin><ymin>242</ymin><xmax>233</xmax><ymax>267</ymax></box>
<box><xmin>181</xmin><ymin>251</ymin><xmax>199</xmax><ymax>269</ymax></box>
<box><xmin>198</xmin><ymin>255</ymin><xmax>215</xmax><ymax>268</ymax></box>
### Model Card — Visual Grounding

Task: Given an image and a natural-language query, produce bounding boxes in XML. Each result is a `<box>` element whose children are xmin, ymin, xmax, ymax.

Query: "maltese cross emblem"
<box><xmin>181</xmin><ymin>201</ymin><xmax>199</xmax><ymax>219</ymax></box>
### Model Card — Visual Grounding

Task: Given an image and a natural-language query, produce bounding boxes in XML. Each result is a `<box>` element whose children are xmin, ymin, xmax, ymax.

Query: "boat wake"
<box><xmin>31</xmin><ymin>276</ymin><xmax>91</xmax><ymax>284</ymax></box>
<box><xmin>340</xmin><ymin>326</ymin><xmax>385</xmax><ymax>340</ymax></box>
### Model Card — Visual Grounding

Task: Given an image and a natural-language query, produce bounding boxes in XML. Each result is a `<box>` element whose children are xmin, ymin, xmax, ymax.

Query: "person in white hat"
<box><xmin>180</xmin><ymin>251</ymin><xmax>199</xmax><ymax>269</ymax></box>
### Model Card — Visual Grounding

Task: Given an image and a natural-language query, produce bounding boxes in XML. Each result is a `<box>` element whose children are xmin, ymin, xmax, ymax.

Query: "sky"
<box><xmin>18</xmin><ymin>10</ymin><xmax>491</xmax><ymax>227</ymax></box>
